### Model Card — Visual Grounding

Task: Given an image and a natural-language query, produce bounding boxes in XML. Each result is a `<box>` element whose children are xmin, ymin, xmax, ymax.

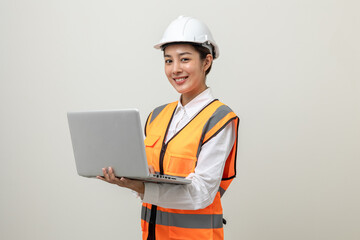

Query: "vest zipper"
<box><xmin>147</xmin><ymin>205</ymin><xmax>157</xmax><ymax>240</ymax></box>
<box><xmin>159</xmin><ymin>144</ymin><xmax>167</xmax><ymax>175</ymax></box>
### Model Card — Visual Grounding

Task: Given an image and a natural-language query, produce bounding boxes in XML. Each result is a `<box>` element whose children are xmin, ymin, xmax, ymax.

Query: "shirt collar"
<box><xmin>176</xmin><ymin>88</ymin><xmax>215</xmax><ymax>118</ymax></box>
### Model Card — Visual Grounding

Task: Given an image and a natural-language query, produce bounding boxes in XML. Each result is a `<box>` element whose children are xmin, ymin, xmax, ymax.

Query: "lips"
<box><xmin>173</xmin><ymin>76</ymin><xmax>188</xmax><ymax>84</ymax></box>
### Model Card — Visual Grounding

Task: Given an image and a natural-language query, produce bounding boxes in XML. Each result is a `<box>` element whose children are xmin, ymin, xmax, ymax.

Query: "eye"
<box><xmin>165</xmin><ymin>59</ymin><xmax>172</xmax><ymax>64</ymax></box>
<box><xmin>181</xmin><ymin>58</ymin><xmax>189</xmax><ymax>62</ymax></box>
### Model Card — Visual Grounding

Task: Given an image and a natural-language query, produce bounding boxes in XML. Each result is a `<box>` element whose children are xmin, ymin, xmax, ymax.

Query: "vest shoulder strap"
<box><xmin>145</xmin><ymin>101</ymin><xmax>178</xmax><ymax>136</ymax></box>
<box><xmin>201</xmin><ymin>104</ymin><xmax>238</xmax><ymax>144</ymax></box>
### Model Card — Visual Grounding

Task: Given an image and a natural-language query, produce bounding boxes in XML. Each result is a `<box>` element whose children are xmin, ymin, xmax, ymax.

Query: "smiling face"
<box><xmin>163</xmin><ymin>44</ymin><xmax>213</xmax><ymax>105</ymax></box>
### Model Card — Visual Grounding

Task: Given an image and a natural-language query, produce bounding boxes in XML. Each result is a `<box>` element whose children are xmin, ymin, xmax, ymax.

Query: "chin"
<box><xmin>174</xmin><ymin>88</ymin><xmax>189</xmax><ymax>95</ymax></box>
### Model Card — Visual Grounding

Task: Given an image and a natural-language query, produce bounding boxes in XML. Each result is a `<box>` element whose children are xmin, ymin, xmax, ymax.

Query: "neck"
<box><xmin>180</xmin><ymin>86</ymin><xmax>208</xmax><ymax>106</ymax></box>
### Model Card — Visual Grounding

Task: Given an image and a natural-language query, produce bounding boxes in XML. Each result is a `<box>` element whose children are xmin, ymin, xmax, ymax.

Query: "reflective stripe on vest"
<box><xmin>142</xmin><ymin>100</ymin><xmax>239</xmax><ymax>240</ymax></box>
<box><xmin>141</xmin><ymin>205</ymin><xmax>223</xmax><ymax>229</ymax></box>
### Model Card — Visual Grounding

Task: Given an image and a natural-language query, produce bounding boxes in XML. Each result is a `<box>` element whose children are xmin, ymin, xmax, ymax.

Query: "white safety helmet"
<box><xmin>154</xmin><ymin>16</ymin><xmax>220</xmax><ymax>59</ymax></box>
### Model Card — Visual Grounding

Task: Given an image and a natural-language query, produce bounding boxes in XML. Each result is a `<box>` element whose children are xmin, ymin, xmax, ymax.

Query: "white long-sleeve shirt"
<box><xmin>142</xmin><ymin>88</ymin><xmax>236</xmax><ymax>210</ymax></box>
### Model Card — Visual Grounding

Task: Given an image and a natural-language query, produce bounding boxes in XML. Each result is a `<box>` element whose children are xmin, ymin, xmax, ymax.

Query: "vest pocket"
<box><xmin>166</xmin><ymin>154</ymin><xmax>197</xmax><ymax>177</ymax></box>
<box><xmin>144</xmin><ymin>135</ymin><xmax>161</xmax><ymax>168</ymax></box>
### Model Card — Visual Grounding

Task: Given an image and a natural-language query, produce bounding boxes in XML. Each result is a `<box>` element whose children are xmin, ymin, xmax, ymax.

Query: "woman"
<box><xmin>97</xmin><ymin>16</ymin><xmax>239</xmax><ymax>240</ymax></box>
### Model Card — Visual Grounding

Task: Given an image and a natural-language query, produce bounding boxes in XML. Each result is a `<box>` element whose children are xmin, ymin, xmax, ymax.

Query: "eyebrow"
<box><xmin>164</xmin><ymin>52</ymin><xmax>193</xmax><ymax>58</ymax></box>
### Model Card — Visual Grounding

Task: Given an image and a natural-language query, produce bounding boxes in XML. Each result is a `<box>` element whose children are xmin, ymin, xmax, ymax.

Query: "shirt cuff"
<box><xmin>130</xmin><ymin>190</ymin><xmax>143</xmax><ymax>200</ymax></box>
<box><xmin>143</xmin><ymin>182</ymin><xmax>160</xmax><ymax>205</ymax></box>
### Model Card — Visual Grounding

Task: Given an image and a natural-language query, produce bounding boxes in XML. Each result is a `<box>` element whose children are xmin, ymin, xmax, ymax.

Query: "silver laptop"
<box><xmin>67</xmin><ymin>109</ymin><xmax>191</xmax><ymax>184</ymax></box>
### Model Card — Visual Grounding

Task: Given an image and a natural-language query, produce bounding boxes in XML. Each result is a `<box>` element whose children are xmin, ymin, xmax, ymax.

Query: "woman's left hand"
<box><xmin>96</xmin><ymin>167</ymin><xmax>145</xmax><ymax>194</ymax></box>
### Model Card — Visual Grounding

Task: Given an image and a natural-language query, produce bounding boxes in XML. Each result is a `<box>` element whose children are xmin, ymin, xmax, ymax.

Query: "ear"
<box><xmin>203</xmin><ymin>54</ymin><xmax>213</xmax><ymax>72</ymax></box>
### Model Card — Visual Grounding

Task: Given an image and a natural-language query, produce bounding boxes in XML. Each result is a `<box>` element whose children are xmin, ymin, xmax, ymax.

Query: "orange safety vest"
<box><xmin>141</xmin><ymin>99</ymin><xmax>239</xmax><ymax>240</ymax></box>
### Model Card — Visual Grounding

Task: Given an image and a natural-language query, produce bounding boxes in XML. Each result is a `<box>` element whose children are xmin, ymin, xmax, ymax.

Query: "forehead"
<box><xmin>163</xmin><ymin>43</ymin><xmax>197</xmax><ymax>56</ymax></box>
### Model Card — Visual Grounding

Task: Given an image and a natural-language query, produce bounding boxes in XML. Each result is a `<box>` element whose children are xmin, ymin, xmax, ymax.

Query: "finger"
<box><xmin>148</xmin><ymin>165</ymin><xmax>155</xmax><ymax>174</ymax></box>
<box><xmin>120</xmin><ymin>177</ymin><xmax>128</xmax><ymax>184</ymax></box>
<box><xmin>108</xmin><ymin>167</ymin><xmax>117</xmax><ymax>182</ymax></box>
<box><xmin>120</xmin><ymin>178</ymin><xmax>141</xmax><ymax>187</ymax></box>
<box><xmin>96</xmin><ymin>176</ymin><xmax>106</xmax><ymax>181</ymax></box>
<box><xmin>115</xmin><ymin>177</ymin><xmax>128</xmax><ymax>187</ymax></box>
<box><xmin>102</xmin><ymin>168</ymin><xmax>110</xmax><ymax>181</ymax></box>
<box><xmin>119</xmin><ymin>178</ymin><xmax>145</xmax><ymax>194</ymax></box>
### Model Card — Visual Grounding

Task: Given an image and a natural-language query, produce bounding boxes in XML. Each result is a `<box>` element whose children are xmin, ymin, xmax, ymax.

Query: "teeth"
<box><xmin>175</xmin><ymin>77</ymin><xmax>186</xmax><ymax>82</ymax></box>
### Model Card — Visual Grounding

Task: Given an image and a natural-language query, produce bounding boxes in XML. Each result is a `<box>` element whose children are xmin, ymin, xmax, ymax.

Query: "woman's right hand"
<box><xmin>96</xmin><ymin>167</ymin><xmax>145</xmax><ymax>194</ymax></box>
<box><xmin>96</xmin><ymin>165</ymin><xmax>156</xmax><ymax>194</ymax></box>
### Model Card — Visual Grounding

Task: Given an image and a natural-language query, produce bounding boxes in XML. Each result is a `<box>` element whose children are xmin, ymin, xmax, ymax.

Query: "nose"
<box><xmin>172</xmin><ymin>60</ymin><xmax>182</xmax><ymax>74</ymax></box>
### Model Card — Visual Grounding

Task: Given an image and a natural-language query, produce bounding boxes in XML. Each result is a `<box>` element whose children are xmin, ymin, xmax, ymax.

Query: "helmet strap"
<box><xmin>201</xmin><ymin>41</ymin><xmax>214</xmax><ymax>58</ymax></box>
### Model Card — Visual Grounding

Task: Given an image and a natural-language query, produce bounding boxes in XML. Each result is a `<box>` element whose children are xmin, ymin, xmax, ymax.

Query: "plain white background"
<box><xmin>1</xmin><ymin>0</ymin><xmax>359</xmax><ymax>239</ymax></box>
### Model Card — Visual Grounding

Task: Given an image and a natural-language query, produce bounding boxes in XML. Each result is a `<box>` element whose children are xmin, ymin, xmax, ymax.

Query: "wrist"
<box><xmin>137</xmin><ymin>182</ymin><xmax>145</xmax><ymax>195</ymax></box>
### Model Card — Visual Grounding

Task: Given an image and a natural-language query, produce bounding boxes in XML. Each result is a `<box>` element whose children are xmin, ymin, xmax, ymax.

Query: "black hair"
<box><xmin>192</xmin><ymin>43</ymin><xmax>213</xmax><ymax>76</ymax></box>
